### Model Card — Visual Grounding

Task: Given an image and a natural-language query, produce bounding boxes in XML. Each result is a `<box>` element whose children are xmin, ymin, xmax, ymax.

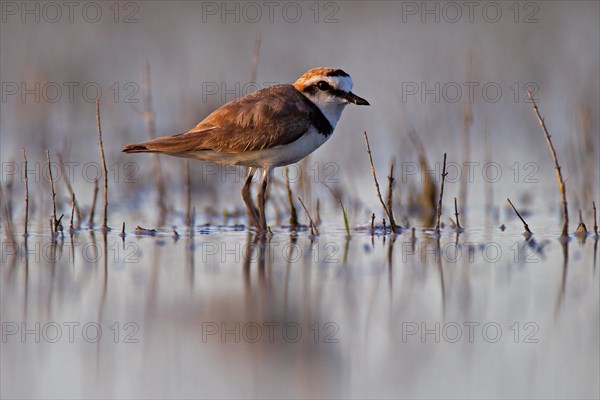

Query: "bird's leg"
<box><xmin>242</xmin><ymin>167</ymin><xmax>260</xmax><ymax>228</ymax></box>
<box><xmin>257</xmin><ymin>167</ymin><xmax>272</xmax><ymax>231</ymax></box>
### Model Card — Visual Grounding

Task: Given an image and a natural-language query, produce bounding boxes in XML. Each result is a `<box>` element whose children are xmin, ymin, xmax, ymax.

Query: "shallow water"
<box><xmin>1</xmin><ymin>218</ymin><xmax>598</xmax><ymax>399</ymax></box>
<box><xmin>1</xmin><ymin>1</ymin><xmax>599</xmax><ymax>397</ymax></box>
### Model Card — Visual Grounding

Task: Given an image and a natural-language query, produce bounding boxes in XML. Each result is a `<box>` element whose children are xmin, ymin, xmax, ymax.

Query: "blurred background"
<box><xmin>1</xmin><ymin>1</ymin><xmax>599</xmax><ymax>399</ymax></box>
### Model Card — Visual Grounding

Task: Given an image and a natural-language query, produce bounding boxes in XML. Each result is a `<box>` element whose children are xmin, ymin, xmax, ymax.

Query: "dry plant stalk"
<box><xmin>454</xmin><ymin>197</ymin><xmax>462</xmax><ymax>232</ymax></box>
<box><xmin>22</xmin><ymin>148</ymin><xmax>29</xmax><ymax>236</ymax></box>
<box><xmin>96</xmin><ymin>100</ymin><xmax>109</xmax><ymax>230</ymax></box>
<box><xmin>575</xmin><ymin>224</ymin><xmax>587</xmax><ymax>236</ymax></box>
<box><xmin>46</xmin><ymin>149</ymin><xmax>58</xmax><ymax>232</ymax></box>
<box><xmin>370</xmin><ymin>213</ymin><xmax>375</xmax><ymax>234</ymax></box>
<box><xmin>434</xmin><ymin>153</ymin><xmax>448</xmax><ymax>235</ymax></box>
<box><xmin>323</xmin><ymin>183</ymin><xmax>350</xmax><ymax>237</ymax></box>
<box><xmin>364</xmin><ymin>131</ymin><xmax>397</xmax><ymax>233</ymax></box>
<box><xmin>386</xmin><ymin>162</ymin><xmax>396</xmax><ymax>227</ymax></box>
<box><xmin>576</xmin><ymin>209</ymin><xmax>588</xmax><ymax>235</ymax></box>
<box><xmin>56</xmin><ymin>151</ymin><xmax>82</xmax><ymax>227</ymax></box>
<box><xmin>593</xmin><ymin>201</ymin><xmax>598</xmax><ymax>237</ymax></box>
<box><xmin>507</xmin><ymin>198</ymin><xmax>532</xmax><ymax>234</ymax></box>
<box><xmin>528</xmin><ymin>90</ymin><xmax>568</xmax><ymax>236</ymax></box>
<box><xmin>297</xmin><ymin>196</ymin><xmax>319</xmax><ymax>235</ymax></box>
<box><xmin>285</xmin><ymin>167</ymin><xmax>298</xmax><ymax>227</ymax></box>
<box><xmin>69</xmin><ymin>193</ymin><xmax>76</xmax><ymax>231</ymax></box>
<box><xmin>88</xmin><ymin>178</ymin><xmax>99</xmax><ymax>228</ymax></box>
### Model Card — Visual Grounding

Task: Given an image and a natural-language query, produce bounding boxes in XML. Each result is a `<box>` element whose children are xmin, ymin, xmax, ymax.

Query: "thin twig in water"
<box><xmin>370</xmin><ymin>213</ymin><xmax>375</xmax><ymax>235</ymax></box>
<box><xmin>434</xmin><ymin>153</ymin><xmax>448</xmax><ymax>235</ymax></box>
<box><xmin>297</xmin><ymin>197</ymin><xmax>319</xmax><ymax>236</ymax></box>
<box><xmin>323</xmin><ymin>183</ymin><xmax>350</xmax><ymax>237</ymax></box>
<box><xmin>386</xmin><ymin>162</ymin><xmax>397</xmax><ymax>229</ymax></box>
<box><xmin>341</xmin><ymin>202</ymin><xmax>350</xmax><ymax>237</ymax></box>
<box><xmin>22</xmin><ymin>148</ymin><xmax>29</xmax><ymax>236</ymax></box>
<box><xmin>70</xmin><ymin>193</ymin><xmax>76</xmax><ymax>231</ymax></box>
<box><xmin>576</xmin><ymin>209</ymin><xmax>588</xmax><ymax>236</ymax></box>
<box><xmin>593</xmin><ymin>201</ymin><xmax>598</xmax><ymax>237</ymax></box>
<box><xmin>46</xmin><ymin>150</ymin><xmax>58</xmax><ymax>232</ymax></box>
<box><xmin>507</xmin><ymin>198</ymin><xmax>532</xmax><ymax>234</ymax></box>
<box><xmin>364</xmin><ymin>132</ymin><xmax>397</xmax><ymax>233</ymax></box>
<box><xmin>528</xmin><ymin>90</ymin><xmax>568</xmax><ymax>236</ymax></box>
<box><xmin>96</xmin><ymin>100</ymin><xmax>109</xmax><ymax>230</ymax></box>
<box><xmin>56</xmin><ymin>214</ymin><xmax>64</xmax><ymax>236</ymax></box>
<box><xmin>454</xmin><ymin>197</ymin><xmax>462</xmax><ymax>233</ymax></box>
<box><xmin>88</xmin><ymin>178</ymin><xmax>99</xmax><ymax>228</ymax></box>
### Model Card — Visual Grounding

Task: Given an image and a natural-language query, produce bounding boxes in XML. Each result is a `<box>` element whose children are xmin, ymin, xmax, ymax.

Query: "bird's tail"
<box><xmin>122</xmin><ymin>143</ymin><xmax>154</xmax><ymax>153</ymax></box>
<box><xmin>123</xmin><ymin>131</ymin><xmax>204</xmax><ymax>154</ymax></box>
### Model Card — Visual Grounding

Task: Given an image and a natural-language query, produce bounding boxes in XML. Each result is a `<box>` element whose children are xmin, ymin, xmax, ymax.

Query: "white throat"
<box><xmin>313</xmin><ymin>101</ymin><xmax>347</xmax><ymax>129</ymax></box>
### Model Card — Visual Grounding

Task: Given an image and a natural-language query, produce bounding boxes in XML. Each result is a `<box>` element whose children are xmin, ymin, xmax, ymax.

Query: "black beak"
<box><xmin>343</xmin><ymin>91</ymin><xmax>370</xmax><ymax>106</ymax></box>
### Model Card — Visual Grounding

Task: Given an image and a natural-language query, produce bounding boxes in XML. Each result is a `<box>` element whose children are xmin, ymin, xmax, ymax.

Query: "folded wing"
<box><xmin>123</xmin><ymin>84</ymin><xmax>318</xmax><ymax>154</ymax></box>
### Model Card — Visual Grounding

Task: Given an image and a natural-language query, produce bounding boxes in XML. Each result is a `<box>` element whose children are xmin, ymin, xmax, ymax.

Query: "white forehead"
<box><xmin>304</xmin><ymin>75</ymin><xmax>353</xmax><ymax>92</ymax></box>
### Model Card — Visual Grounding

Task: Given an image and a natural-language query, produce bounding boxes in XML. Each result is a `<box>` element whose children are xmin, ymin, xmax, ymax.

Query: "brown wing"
<box><xmin>123</xmin><ymin>85</ymin><xmax>318</xmax><ymax>154</ymax></box>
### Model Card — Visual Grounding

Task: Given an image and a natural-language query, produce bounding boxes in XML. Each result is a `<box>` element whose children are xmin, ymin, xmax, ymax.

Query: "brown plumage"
<box><xmin>123</xmin><ymin>84</ymin><xmax>325</xmax><ymax>155</ymax></box>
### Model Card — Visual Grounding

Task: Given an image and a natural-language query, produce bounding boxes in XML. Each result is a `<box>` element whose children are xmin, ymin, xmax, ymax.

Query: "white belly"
<box><xmin>181</xmin><ymin>127</ymin><xmax>331</xmax><ymax>168</ymax></box>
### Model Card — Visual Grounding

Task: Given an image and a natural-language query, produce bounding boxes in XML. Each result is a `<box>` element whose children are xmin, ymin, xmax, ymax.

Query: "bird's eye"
<box><xmin>317</xmin><ymin>81</ymin><xmax>331</xmax><ymax>91</ymax></box>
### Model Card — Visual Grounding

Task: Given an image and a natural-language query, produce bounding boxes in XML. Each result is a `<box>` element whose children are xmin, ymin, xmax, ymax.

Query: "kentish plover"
<box><xmin>123</xmin><ymin>67</ymin><xmax>369</xmax><ymax>231</ymax></box>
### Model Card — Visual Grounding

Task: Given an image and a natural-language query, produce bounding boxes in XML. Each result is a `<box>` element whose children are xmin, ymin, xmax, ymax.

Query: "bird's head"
<box><xmin>293</xmin><ymin>68</ymin><xmax>369</xmax><ymax>127</ymax></box>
